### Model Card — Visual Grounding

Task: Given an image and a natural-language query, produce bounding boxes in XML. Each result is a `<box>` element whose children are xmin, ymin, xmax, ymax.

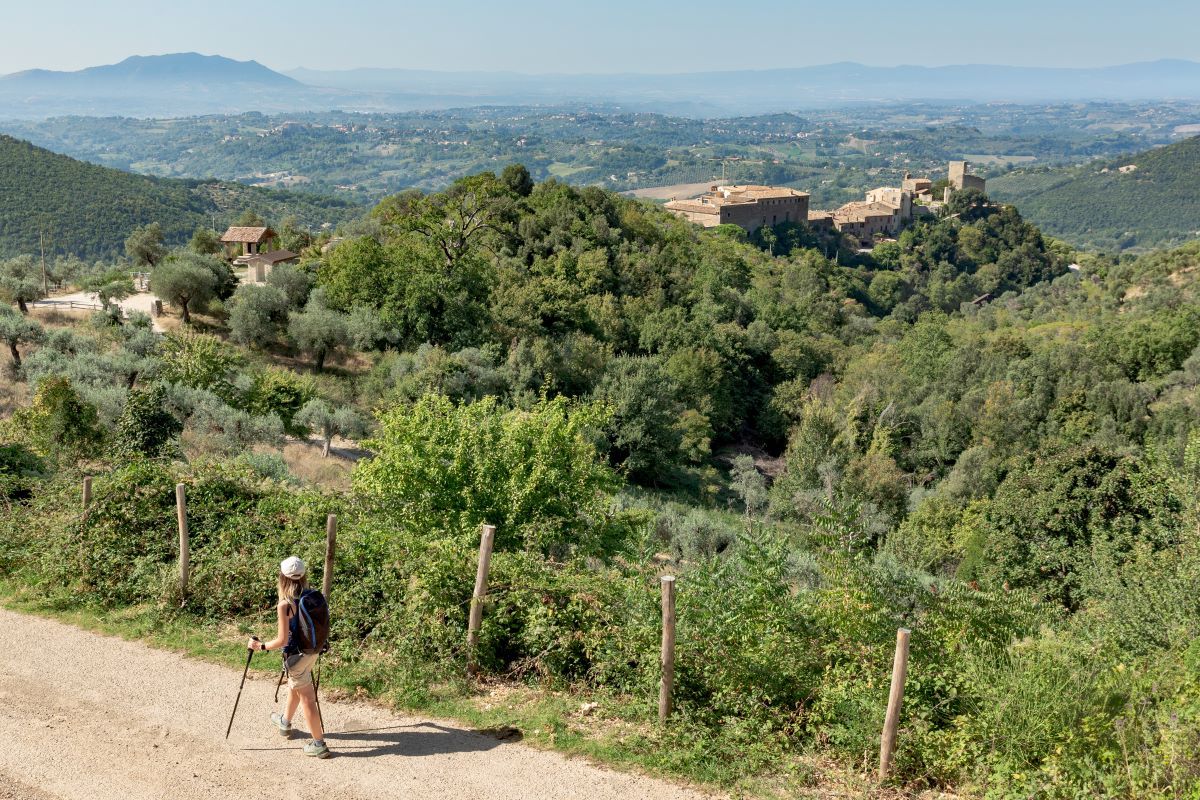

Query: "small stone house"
<box><xmin>220</xmin><ymin>226</ymin><xmax>278</xmax><ymax>261</ymax></box>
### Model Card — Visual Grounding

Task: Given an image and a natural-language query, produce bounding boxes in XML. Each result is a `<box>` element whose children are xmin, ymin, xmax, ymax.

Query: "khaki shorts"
<box><xmin>283</xmin><ymin>652</ymin><xmax>319</xmax><ymax>690</ymax></box>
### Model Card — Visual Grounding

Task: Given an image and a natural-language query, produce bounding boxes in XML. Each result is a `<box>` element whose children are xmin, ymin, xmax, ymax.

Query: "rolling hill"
<box><xmin>988</xmin><ymin>135</ymin><xmax>1200</xmax><ymax>251</ymax></box>
<box><xmin>0</xmin><ymin>53</ymin><xmax>334</xmax><ymax>118</ymax></box>
<box><xmin>0</xmin><ymin>135</ymin><xmax>362</xmax><ymax>260</ymax></box>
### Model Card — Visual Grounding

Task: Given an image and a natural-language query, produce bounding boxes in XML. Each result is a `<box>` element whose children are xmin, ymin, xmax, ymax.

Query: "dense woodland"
<box><xmin>990</xmin><ymin>134</ymin><xmax>1200</xmax><ymax>251</ymax></box>
<box><xmin>4</xmin><ymin>168</ymin><xmax>1200</xmax><ymax>797</ymax></box>
<box><xmin>0</xmin><ymin>135</ymin><xmax>360</xmax><ymax>259</ymax></box>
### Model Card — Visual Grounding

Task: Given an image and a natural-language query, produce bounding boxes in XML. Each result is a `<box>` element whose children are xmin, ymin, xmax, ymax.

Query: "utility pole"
<box><xmin>38</xmin><ymin>228</ymin><xmax>48</xmax><ymax>295</ymax></box>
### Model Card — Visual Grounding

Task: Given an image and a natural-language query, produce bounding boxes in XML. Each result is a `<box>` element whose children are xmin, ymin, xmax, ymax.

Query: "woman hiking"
<box><xmin>247</xmin><ymin>556</ymin><xmax>331</xmax><ymax>758</ymax></box>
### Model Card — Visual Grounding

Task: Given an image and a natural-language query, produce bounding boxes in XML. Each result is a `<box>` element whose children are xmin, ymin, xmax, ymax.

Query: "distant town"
<box><xmin>665</xmin><ymin>160</ymin><xmax>986</xmax><ymax>247</ymax></box>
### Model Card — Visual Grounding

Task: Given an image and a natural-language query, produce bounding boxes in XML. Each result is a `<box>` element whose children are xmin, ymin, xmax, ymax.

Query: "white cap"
<box><xmin>280</xmin><ymin>556</ymin><xmax>306</xmax><ymax>579</ymax></box>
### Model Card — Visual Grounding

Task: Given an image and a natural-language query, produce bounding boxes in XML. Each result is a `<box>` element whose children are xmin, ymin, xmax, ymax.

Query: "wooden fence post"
<box><xmin>659</xmin><ymin>575</ymin><xmax>677</xmax><ymax>724</ymax></box>
<box><xmin>879</xmin><ymin>627</ymin><xmax>911</xmax><ymax>781</ymax></box>
<box><xmin>175</xmin><ymin>484</ymin><xmax>189</xmax><ymax>603</ymax></box>
<box><xmin>82</xmin><ymin>476</ymin><xmax>92</xmax><ymax>509</ymax></box>
<box><xmin>466</xmin><ymin>524</ymin><xmax>496</xmax><ymax>676</ymax></box>
<box><xmin>322</xmin><ymin>514</ymin><xmax>337</xmax><ymax>599</ymax></box>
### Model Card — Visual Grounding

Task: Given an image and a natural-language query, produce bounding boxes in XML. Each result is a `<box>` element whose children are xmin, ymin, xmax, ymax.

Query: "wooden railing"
<box><xmin>31</xmin><ymin>299</ymin><xmax>102</xmax><ymax>311</ymax></box>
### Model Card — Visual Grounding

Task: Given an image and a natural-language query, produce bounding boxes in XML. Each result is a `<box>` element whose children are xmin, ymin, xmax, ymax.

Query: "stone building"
<box><xmin>220</xmin><ymin>226</ymin><xmax>277</xmax><ymax>260</ymax></box>
<box><xmin>902</xmin><ymin>173</ymin><xmax>934</xmax><ymax>201</ymax></box>
<box><xmin>946</xmin><ymin>161</ymin><xmax>986</xmax><ymax>200</ymax></box>
<box><xmin>665</xmin><ymin>185</ymin><xmax>810</xmax><ymax>234</ymax></box>
<box><xmin>865</xmin><ymin>187</ymin><xmax>913</xmax><ymax>223</ymax></box>
<box><xmin>244</xmin><ymin>249</ymin><xmax>300</xmax><ymax>282</ymax></box>
<box><xmin>831</xmin><ymin>201</ymin><xmax>903</xmax><ymax>246</ymax></box>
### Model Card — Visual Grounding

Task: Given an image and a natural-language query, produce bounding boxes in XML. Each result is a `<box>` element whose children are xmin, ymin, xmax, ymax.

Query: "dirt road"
<box><xmin>0</xmin><ymin>609</ymin><xmax>712</xmax><ymax>800</ymax></box>
<box><xmin>33</xmin><ymin>290</ymin><xmax>164</xmax><ymax>332</ymax></box>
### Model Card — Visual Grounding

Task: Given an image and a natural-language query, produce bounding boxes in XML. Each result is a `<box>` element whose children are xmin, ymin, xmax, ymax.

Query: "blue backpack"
<box><xmin>284</xmin><ymin>588</ymin><xmax>330</xmax><ymax>656</ymax></box>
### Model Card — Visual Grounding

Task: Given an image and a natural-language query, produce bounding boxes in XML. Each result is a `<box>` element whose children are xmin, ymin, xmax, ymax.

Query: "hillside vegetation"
<box><xmin>0</xmin><ymin>135</ymin><xmax>361</xmax><ymax>259</ymax></box>
<box><xmin>4</xmin><ymin>172</ymin><xmax>1200</xmax><ymax>797</ymax></box>
<box><xmin>989</xmin><ymin>135</ymin><xmax>1200</xmax><ymax>251</ymax></box>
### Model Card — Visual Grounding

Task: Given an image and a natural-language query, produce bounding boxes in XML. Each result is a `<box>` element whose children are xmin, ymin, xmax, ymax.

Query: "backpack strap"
<box><xmin>296</xmin><ymin>593</ymin><xmax>315</xmax><ymax>652</ymax></box>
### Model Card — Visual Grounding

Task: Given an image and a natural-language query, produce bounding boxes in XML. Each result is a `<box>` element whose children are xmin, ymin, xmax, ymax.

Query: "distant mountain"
<box><xmin>989</xmin><ymin>136</ymin><xmax>1200</xmax><ymax>251</ymax></box>
<box><xmin>0</xmin><ymin>53</ymin><xmax>331</xmax><ymax>118</ymax></box>
<box><xmin>5</xmin><ymin>55</ymin><xmax>1200</xmax><ymax>119</ymax></box>
<box><xmin>6</xmin><ymin>52</ymin><xmax>301</xmax><ymax>87</ymax></box>
<box><xmin>0</xmin><ymin>135</ymin><xmax>361</xmax><ymax>259</ymax></box>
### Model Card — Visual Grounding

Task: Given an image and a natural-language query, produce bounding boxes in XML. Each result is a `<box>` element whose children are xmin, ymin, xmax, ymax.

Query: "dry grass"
<box><xmin>0</xmin><ymin>377</ymin><xmax>29</xmax><ymax>417</ymax></box>
<box><xmin>281</xmin><ymin>439</ymin><xmax>355</xmax><ymax>490</ymax></box>
<box><xmin>28</xmin><ymin>306</ymin><xmax>92</xmax><ymax>329</ymax></box>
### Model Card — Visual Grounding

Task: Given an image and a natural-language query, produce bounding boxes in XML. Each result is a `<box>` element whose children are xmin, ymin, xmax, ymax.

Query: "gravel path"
<box><xmin>34</xmin><ymin>291</ymin><xmax>163</xmax><ymax>332</ymax></box>
<box><xmin>0</xmin><ymin>608</ymin><xmax>712</xmax><ymax>800</ymax></box>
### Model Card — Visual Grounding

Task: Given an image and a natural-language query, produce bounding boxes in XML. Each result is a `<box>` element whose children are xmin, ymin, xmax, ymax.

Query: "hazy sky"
<box><xmin>2</xmin><ymin>0</ymin><xmax>1196</xmax><ymax>75</ymax></box>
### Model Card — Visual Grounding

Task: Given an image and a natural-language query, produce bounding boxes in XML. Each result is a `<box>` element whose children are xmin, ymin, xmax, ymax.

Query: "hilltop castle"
<box><xmin>665</xmin><ymin>161</ymin><xmax>985</xmax><ymax>249</ymax></box>
<box><xmin>664</xmin><ymin>185</ymin><xmax>810</xmax><ymax>233</ymax></box>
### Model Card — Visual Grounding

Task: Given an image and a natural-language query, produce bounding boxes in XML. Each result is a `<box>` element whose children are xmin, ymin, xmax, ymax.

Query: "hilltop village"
<box><xmin>665</xmin><ymin>160</ymin><xmax>985</xmax><ymax>247</ymax></box>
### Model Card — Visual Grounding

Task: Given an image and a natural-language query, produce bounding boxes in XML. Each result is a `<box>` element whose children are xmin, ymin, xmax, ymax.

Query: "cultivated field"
<box><xmin>625</xmin><ymin>180</ymin><xmax>715</xmax><ymax>201</ymax></box>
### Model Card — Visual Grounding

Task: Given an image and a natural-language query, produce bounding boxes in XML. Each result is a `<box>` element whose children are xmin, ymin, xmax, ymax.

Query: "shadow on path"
<box><xmin>308</xmin><ymin>723</ymin><xmax>510</xmax><ymax>759</ymax></box>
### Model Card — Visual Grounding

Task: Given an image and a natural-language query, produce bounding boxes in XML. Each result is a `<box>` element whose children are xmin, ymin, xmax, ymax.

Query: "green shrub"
<box><xmin>354</xmin><ymin>394</ymin><xmax>623</xmax><ymax>555</ymax></box>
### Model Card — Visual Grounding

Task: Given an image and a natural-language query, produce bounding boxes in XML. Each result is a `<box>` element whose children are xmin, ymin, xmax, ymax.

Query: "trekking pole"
<box><xmin>225</xmin><ymin>637</ymin><xmax>258</xmax><ymax>740</ymax></box>
<box><xmin>312</xmin><ymin>654</ymin><xmax>324</xmax><ymax>731</ymax></box>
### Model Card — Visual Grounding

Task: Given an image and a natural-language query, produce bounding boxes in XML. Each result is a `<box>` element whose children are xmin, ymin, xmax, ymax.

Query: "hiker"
<box><xmin>247</xmin><ymin>555</ymin><xmax>331</xmax><ymax>758</ymax></box>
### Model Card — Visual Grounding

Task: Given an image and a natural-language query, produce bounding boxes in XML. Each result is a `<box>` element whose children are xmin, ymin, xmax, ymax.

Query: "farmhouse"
<box><xmin>665</xmin><ymin>185</ymin><xmax>810</xmax><ymax>233</ymax></box>
<box><xmin>219</xmin><ymin>226</ymin><xmax>277</xmax><ymax>262</ymax></box>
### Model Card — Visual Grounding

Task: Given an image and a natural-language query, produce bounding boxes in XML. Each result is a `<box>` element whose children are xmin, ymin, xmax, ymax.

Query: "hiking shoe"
<box><xmin>303</xmin><ymin>740</ymin><xmax>331</xmax><ymax>759</ymax></box>
<box><xmin>270</xmin><ymin>713</ymin><xmax>292</xmax><ymax>738</ymax></box>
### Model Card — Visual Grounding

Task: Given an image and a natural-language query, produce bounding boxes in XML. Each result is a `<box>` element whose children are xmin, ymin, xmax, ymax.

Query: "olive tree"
<box><xmin>293</xmin><ymin>398</ymin><xmax>370</xmax><ymax>457</ymax></box>
<box><xmin>0</xmin><ymin>304</ymin><xmax>44</xmax><ymax>368</ymax></box>
<box><xmin>287</xmin><ymin>292</ymin><xmax>349</xmax><ymax>372</ymax></box>
<box><xmin>0</xmin><ymin>255</ymin><xmax>44</xmax><ymax>313</ymax></box>
<box><xmin>125</xmin><ymin>223</ymin><xmax>167</xmax><ymax>268</ymax></box>
<box><xmin>151</xmin><ymin>254</ymin><xmax>218</xmax><ymax>324</ymax></box>
<box><xmin>228</xmin><ymin>284</ymin><xmax>289</xmax><ymax>347</ymax></box>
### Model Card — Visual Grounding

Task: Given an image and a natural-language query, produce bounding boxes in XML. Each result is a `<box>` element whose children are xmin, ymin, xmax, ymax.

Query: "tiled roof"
<box><xmin>220</xmin><ymin>226</ymin><xmax>276</xmax><ymax>243</ymax></box>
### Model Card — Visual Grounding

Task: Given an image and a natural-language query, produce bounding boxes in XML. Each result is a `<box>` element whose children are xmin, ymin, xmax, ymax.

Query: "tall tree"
<box><xmin>125</xmin><ymin>223</ymin><xmax>167</xmax><ymax>269</ymax></box>
<box><xmin>189</xmin><ymin>227</ymin><xmax>222</xmax><ymax>255</ymax></box>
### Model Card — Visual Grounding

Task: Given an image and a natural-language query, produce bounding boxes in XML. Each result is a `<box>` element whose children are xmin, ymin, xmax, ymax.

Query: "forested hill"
<box><xmin>989</xmin><ymin>135</ymin><xmax>1200</xmax><ymax>251</ymax></box>
<box><xmin>0</xmin><ymin>135</ymin><xmax>361</xmax><ymax>259</ymax></box>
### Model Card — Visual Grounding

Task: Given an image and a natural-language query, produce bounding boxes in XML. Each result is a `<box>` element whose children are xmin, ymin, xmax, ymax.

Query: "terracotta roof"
<box><xmin>664</xmin><ymin>200</ymin><xmax>719</xmax><ymax>214</ymax></box>
<box><xmin>666</xmin><ymin>185</ymin><xmax>808</xmax><ymax>213</ymax></box>
<box><xmin>717</xmin><ymin>185</ymin><xmax>808</xmax><ymax>200</ymax></box>
<box><xmin>220</xmin><ymin>226</ymin><xmax>276</xmax><ymax>244</ymax></box>
<box><xmin>833</xmin><ymin>201</ymin><xmax>897</xmax><ymax>224</ymax></box>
